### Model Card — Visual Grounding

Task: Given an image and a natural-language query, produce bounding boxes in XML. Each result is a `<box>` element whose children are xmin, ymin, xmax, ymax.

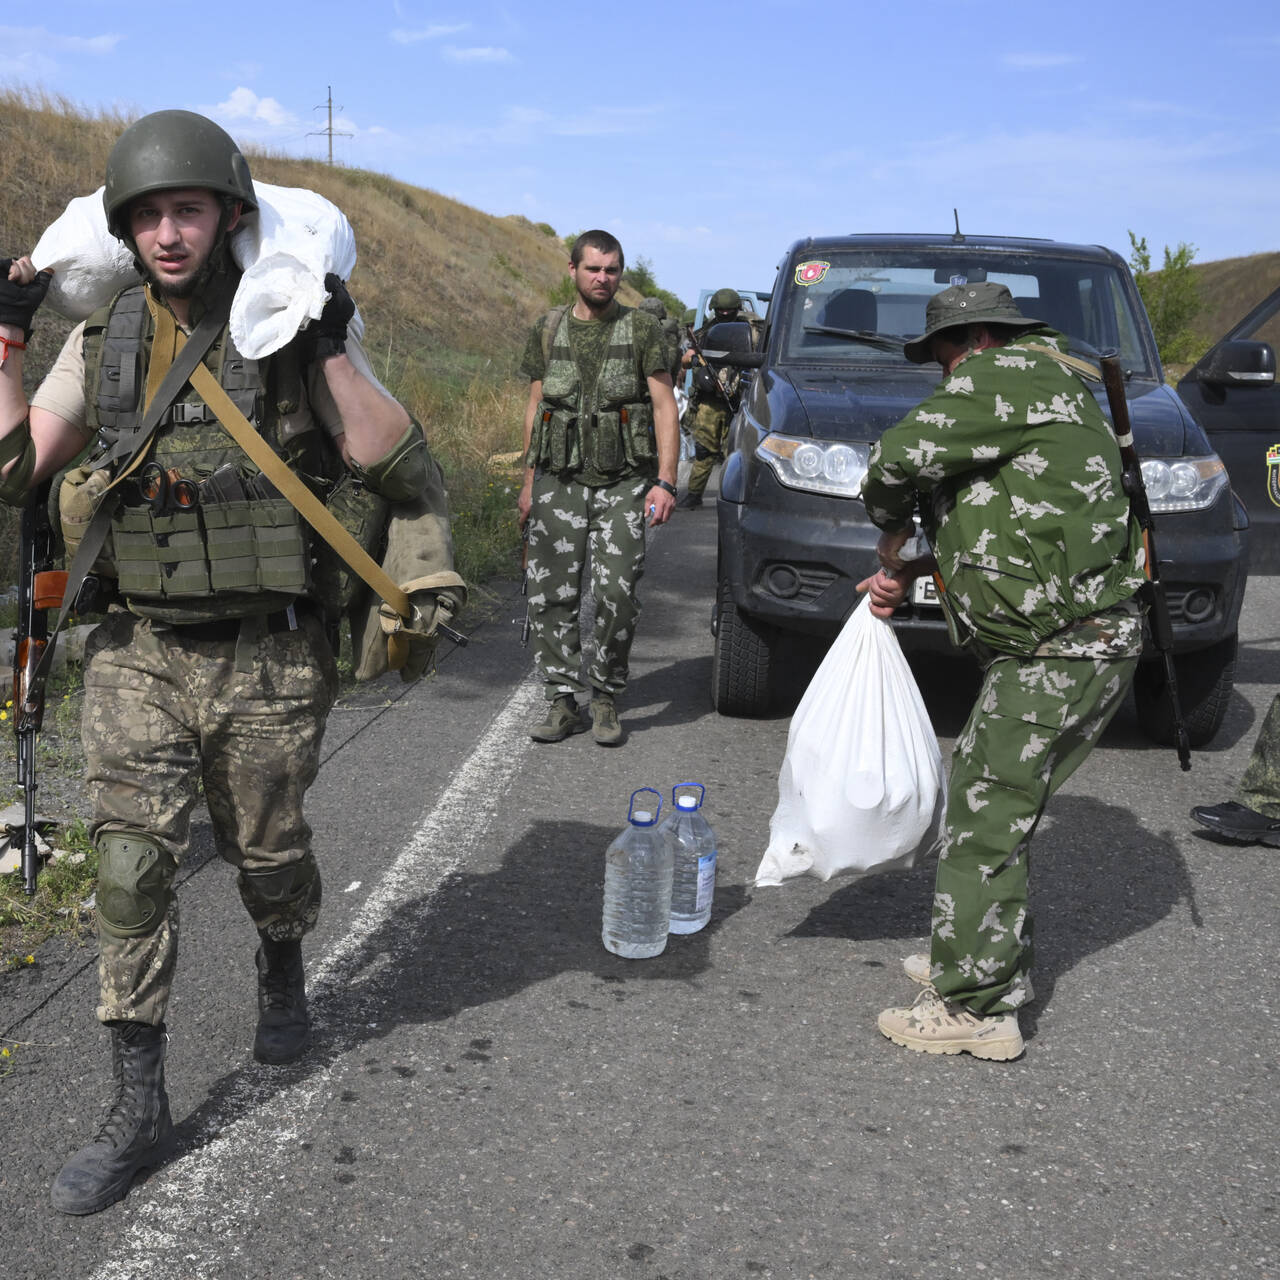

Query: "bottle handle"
<box><xmin>628</xmin><ymin>787</ymin><xmax>663</xmax><ymax>826</ymax></box>
<box><xmin>671</xmin><ymin>783</ymin><xmax>705</xmax><ymax>809</ymax></box>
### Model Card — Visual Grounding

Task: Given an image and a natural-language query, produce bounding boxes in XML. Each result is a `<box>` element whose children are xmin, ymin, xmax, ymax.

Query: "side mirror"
<box><xmin>1197</xmin><ymin>339</ymin><xmax>1276</xmax><ymax>387</ymax></box>
<box><xmin>705</xmin><ymin>320</ymin><xmax>757</xmax><ymax>354</ymax></box>
<box><xmin>712</xmin><ymin>350</ymin><xmax>766</xmax><ymax>369</ymax></box>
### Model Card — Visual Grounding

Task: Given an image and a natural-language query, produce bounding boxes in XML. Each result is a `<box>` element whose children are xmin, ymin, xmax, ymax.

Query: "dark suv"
<box><xmin>711</xmin><ymin>233</ymin><xmax>1250</xmax><ymax>747</ymax></box>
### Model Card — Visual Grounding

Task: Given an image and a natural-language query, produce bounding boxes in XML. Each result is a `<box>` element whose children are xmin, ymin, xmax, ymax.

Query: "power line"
<box><xmin>309</xmin><ymin>86</ymin><xmax>352</xmax><ymax>165</ymax></box>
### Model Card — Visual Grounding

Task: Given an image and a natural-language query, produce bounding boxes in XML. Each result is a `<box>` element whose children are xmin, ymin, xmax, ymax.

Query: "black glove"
<box><xmin>306</xmin><ymin>272</ymin><xmax>355</xmax><ymax>359</ymax></box>
<box><xmin>0</xmin><ymin>260</ymin><xmax>52</xmax><ymax>341</ymax></box>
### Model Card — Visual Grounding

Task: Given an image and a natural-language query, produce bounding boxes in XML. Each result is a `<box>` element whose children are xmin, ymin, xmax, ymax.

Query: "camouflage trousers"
<box><xmin>1237</xmin><ymin>691</ymin><xmax>1280</xmax><ymax>818</ymax></box>
<box><xmin>930</xmin><ymin>651</ymin><xmax>1139</xmax><ymax>1017</ymax></box>
<box><xmin>687</xmin><ymin>401</ymin><xmax>729</xmax><ymax>497</ymax></box>
<box><xmin>527</xmin><ymin>471</ymin><xmax>649</xmax><ymax>699</ymax></box>
<box><xmin>82</xmin><ymin>609</ymin><xmax>338</xmax><ymax>1025</ymax></box>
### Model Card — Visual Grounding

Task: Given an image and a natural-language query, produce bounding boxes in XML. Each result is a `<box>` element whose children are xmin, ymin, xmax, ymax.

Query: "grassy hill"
<box><xmin>1188</xmin><ymin>251</ymin><xmax>1280</xmax><ymax>353</ymax></box>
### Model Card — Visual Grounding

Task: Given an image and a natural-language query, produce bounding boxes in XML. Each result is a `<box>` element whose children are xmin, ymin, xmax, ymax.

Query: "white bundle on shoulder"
<box><xmin>30</xmin><ymin>181</ymin><xmax>361</xmax><ymax>359</ymax></box>
<box><xmin>754</xmin><ymin>596</ymin><xmax>946</xmax><ymax>887</ymax></box>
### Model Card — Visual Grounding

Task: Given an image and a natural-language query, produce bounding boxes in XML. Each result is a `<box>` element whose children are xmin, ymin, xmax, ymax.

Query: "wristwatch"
<box><xmin>655</xmin><ymin>479</ymin><xmax>677</xmax><ymax>497</ymax></box>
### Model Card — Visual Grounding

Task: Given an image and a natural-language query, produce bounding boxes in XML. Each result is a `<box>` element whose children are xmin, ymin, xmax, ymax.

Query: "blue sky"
<box><xmin>4</xmin><ymin>1</ymin><xmax>1277</xmax><ymax>309</ymax></box>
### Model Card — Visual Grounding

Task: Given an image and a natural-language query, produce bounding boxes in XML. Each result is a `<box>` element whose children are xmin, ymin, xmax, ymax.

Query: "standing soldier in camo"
<box><xmin>0</xmin><ymin>110</ymin><xmax>459</xmax><ymax>1214</ymax></box>
<box><xmin>638</xmin><ymin>295</ymin><xmax>683</xmax><ymax>383</ymax></box>
<box><xmin>677</xmin><ymin>287</ymin><xmax>762</xmax><ymax>509</ymax></box>
<box><xmin>517</xmin><ymin>229</ymin><xmax>680</xmax><ymax>745</ymax></box>
<box><xmin>857</xmin><ymin>282</ymin><xmax>1147</xmax><ymax>1061</ymax></box>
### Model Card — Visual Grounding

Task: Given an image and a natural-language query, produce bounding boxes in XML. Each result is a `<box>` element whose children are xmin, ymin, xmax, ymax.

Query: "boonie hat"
<box><xmin>903</xmin><ymin>281</ymin><xmax>1042</xmax><ymax>363</ymax></box>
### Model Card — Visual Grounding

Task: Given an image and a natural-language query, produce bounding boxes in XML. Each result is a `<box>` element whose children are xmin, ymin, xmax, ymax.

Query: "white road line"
<box><xmin>88</xmin><ymin>676</ymin><xmax>544</xmax><ymax>1280</ymax></box>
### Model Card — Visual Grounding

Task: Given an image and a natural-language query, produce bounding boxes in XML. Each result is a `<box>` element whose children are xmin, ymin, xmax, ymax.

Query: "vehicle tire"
<box><xmin>1132</xmin><ymin>633</ymin><xmax>1237</xmax><ymax>749</ymax></box>
<box><xmin>711</xmin><ymin>578</ymin><xmax>775</xmax><ymax>716</ymax></box>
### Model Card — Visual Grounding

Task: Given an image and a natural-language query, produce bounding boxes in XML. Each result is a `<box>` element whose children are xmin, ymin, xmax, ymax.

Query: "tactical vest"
<box><xmin>78</xmin><ymin>284</ymin><xmax>372</xmax><ymax>625</ymax></box>
<box><xmin>526</xmin><ymin>306</ymin><xmax>656</xmax><ymax>477</ymax></box>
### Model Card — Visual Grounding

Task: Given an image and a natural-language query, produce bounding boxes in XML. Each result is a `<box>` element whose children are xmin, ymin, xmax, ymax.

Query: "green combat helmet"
<box><xmin>638</xmin><ymin>297</ymin><xmax>667</xmax><ymax>319</ymax></box>
<box><xmin>903</xmin><ymin>282</ymin><xmax>1043</xmax><ymax>363</ymax></box>
<box><xmin>709</xmin><ymin>288</ymin><xmax>742</xmax><ymax>314</ymax></box>
<box><xmin>103</xmin><ymin>109</ymin><xmax>257</xmax><ymax>244</ymax></box>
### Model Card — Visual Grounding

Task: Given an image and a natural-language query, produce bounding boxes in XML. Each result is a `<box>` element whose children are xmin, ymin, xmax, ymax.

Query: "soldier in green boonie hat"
<box><xmin>902</xmin><ymin>281</ymin><xmax>1044</xmax><ymax>363</ymax></box>
<box><xmin>857</xmin><ymin>276</ymin><xmax>1146</xmax><ymax>1065</ymax></box>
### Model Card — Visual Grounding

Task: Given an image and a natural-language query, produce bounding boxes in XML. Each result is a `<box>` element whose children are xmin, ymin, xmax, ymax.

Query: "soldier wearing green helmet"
<box><xmin>677</xmin><ymin>288</ymin><xmax>762</xmax><ymax>509</ymax></box>
<box><xmin>0</xmin><ymin>108</ymin><xmax>458</xmax><ymax>1214</ymax></box>
<box><xmin>858</xmin><ymin>281</ymin><xmax>1146</xmax><ymax>1062</ymax></box>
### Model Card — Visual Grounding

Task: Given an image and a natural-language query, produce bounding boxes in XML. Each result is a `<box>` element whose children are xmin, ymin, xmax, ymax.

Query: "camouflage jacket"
<box><xmin>862</xmin><ymin>330</ymin><xmax>1146</xmax><ymax>657</ymax></box>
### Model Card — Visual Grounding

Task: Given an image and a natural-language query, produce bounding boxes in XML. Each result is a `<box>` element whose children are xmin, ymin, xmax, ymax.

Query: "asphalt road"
<box><xmin>1</xmin><ymin>489</ymin><xmax>1277</xmax><ymax>1280</ymax></box>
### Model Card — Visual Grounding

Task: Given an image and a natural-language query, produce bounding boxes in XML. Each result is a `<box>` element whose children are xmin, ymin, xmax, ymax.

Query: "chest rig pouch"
<box><xmin>76</xmin><ymin>285</ymin><xmax>349</xmax><ymax>624</ymax></box>
<box><xmin>527</xmin><ymin>306</ymin><xmax>657</xmax><ymax>477</ymax></box>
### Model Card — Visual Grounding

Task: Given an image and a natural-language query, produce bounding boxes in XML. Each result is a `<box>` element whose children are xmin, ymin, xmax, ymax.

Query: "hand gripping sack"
<box><xmin>31</xmin><ymin>181</ymin><xmax>363</xmax><ymax>359</ymax></box>
<box><xmin>754</xmin><ymin>597</ymin><xmax>945</xmax><ymax>886</ymax></box>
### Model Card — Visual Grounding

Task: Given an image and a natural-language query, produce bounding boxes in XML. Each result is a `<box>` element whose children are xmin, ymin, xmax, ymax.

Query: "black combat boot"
<box><xmin>50</xmin><ymin>1020</ymin><xmax>175</xmax><ymax>1215</ymax></box>
<box><xmin>254</xmin><ymin>937</ymin><xmax>310</xmax><ymax>1064</ymax></box>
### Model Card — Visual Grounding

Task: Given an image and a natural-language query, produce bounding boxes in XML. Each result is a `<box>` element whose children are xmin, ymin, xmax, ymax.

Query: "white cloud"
<box><xmin>0</xmin><ymin>24</ymin><xmax>121</xmax><ymax>59</ymax></box>
<box><xmin>443</xmin><ymin>45</ymin><xmax>514</xmax><ymax>63</ymax></box>
<box><xmin>392</xmin><ymin>23</ymin><xmax>469</xmax><ymax>44</ymax></box>
<box><xmin>1003</xmin><ymin>52</ymin><xmax>1081</xmax><ymax>69</ymax></box>
<box><xmin>215</xmin><ymin>87</ymin><xmax>295</xmax><ymax>129</ymax></box>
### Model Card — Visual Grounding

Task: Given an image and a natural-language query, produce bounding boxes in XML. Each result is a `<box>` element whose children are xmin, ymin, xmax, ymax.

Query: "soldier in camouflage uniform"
<box><xmin>1191</xmin><ymin>693</ymin><xmax>1280</xmax><ymax>844</ymax></box>
<box><xmin>517</xmin><ymin>230</ymin><xmax>679</xmax><ymax>745</ymax></box>
<box><xmin>0</xmin><ymin>111</ymin><xmax>455</xmax><ymax>1213</ymax></box>
<box><xmin>638</xmin><ymin>295</ymin><xmax>682</xmax><ymax>382</ymax></box>
<box><xmin>676</xmin><ymin>288</ymin><xmax>762</xmax><ymax>509</ymax></box>
<box><xmin>858</xmin><ymin>282</ymin><xmax>1146</xmax><ymax>1061</ymax></box>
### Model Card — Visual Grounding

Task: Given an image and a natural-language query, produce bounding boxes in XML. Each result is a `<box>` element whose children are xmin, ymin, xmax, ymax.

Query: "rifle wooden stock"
<box><xmin>1099</xmin><ymin>351</ymin><xmax>1191</xmax><ymax>771</ymax></box>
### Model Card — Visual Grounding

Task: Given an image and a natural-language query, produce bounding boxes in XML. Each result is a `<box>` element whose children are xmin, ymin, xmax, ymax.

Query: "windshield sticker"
<box><xmin>795</xmin><ymin>260</ymin><xmax>830</xmax><ymax>286</ymax></box>
<box><xmin>1268</xmin><ymin>444</ymin><xmax>1280</xmax><ymax>508</ymax></box>
<box><xmin>949</xmin><ymin>274</ymin><xmax>968</xmax><ymax>286</ymax></box>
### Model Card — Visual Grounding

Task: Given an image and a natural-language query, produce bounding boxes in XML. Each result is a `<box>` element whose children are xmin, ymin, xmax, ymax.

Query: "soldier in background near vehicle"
<box><xmin>638</xmin><ymin>295</ymin><xmax>682</xmax><ymax>382</ymax></box>
<box><xmin>517</xmin><ymin>229</ymin><xmax>680</xmax><ymax>746</ymax></box>
<box><xmin>0</xmin><ymin>109</ymin><xmax>458</xmax><ymax>1215</ymax></box>
<box><xmin>1191</xmin><ymin>694</ymin><xmax>1280</xmax><ymax>845</ymax></box>
<box><xmin>677</xmin><ymin>287</ymin><xmax>762</xmax><ymax>510</ymax></box>
<box><xmin>858</xmin><ymin>282</ymin><xmax>1147</xmax><ymax>1062</ymax></box>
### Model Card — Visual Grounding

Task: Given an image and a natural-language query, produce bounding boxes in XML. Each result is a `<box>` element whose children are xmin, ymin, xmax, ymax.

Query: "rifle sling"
<box><xmin>183</xmin><ymin>356</ymin><xmax>412</xmax><ymax>621</ymax></box>
<box><xmin>29</xmin><ymin>294</ymin><xmax>230</xmax><ymax>688</ymax></box>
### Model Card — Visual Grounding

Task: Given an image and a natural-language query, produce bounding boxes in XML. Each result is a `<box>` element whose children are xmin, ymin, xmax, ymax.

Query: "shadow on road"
<box><xmin>171</xmin><ymin>819</ymin><xmax>749</xmax><ymax>1158</ymax></box>
<box><xmin>783</xmin><ymin>792</ymin><xmax>1198</xmax><ymax>1043</ymax></box>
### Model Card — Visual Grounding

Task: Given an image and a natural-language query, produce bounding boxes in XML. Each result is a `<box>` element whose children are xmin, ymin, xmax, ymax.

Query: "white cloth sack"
<box><xmin>754</xmin><ymin>596</ymin><xmax>945</xmax><ymax>886</ymax></box>
<box><xmin>31</xmin><ymin>181</ymin><xmax>362</xmax><ymax>359</ymax></box>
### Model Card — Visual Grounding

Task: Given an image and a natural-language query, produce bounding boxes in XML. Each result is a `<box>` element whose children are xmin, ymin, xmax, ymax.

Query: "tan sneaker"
<box><xmin>877</xmin><ymin>987</ymin><xmax>1023</xmax><ymax>1061</ymax></box>
<box><xmin>589</xmin><ymin>694</ymin><xmax>623</xmax><ymax>746</ymax></box>
<box><xmin>903</xmin><ymin>952</ymin><xmax>936</xmax><ymax>985</ymax></box>
<box><xmin>530</xmin><ymin>695</ymin><xmax>585</xmax><ymax>743</ymax></box>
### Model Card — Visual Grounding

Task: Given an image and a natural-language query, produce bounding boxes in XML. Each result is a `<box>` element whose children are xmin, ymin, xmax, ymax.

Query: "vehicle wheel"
<box><xmin>1133</xmin><ymin>633</ymin><xmax>1237</xmax><ymax>749</ymax></box>
<box><xmin>711</xmin><ymin>578</ymin><xmax>775</xmax><ymax>716</ymax></box>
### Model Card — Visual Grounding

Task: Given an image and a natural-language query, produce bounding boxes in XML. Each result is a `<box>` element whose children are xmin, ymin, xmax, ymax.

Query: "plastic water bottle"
<box><xmin>663</xmin><ymin>784</ymin><xmax>717</xmax><ymax>934</ymax></box>
<box><xmin>602</xmin><ymin>788</ymin><xmax>674</xmax><ymax>959</ymax></box>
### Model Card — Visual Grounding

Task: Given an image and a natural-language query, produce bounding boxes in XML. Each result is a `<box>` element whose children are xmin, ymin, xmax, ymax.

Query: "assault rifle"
<box><xmin>517</xmin><ymin>520</ymin><xmax>531</xmax><ymax>646</ymax></box>
<box><xmin>12</xmin><ymin>480</ymin><xmax>68</xmax><ymax>894</ymax></box>
<box><xmin>684</xmin><ymin>323</ymin><xmax>740</xmax><ymax>413</ymax></box>
<box><xmin>1099</xmin><ymin>351</ymin><xmax>1192</xmax><ymax>771</ymax></box>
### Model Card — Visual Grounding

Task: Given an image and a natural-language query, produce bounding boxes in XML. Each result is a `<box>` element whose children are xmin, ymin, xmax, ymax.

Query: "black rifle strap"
<box><xmin>30</xmin><ymin>294</ymin><xmax>229</xmax><ymax>687</ymax></box>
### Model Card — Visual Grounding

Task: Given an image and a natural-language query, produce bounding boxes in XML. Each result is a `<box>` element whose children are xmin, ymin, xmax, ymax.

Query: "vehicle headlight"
<box><xmin>1140</xmin><ymin>456</ymin><xmax>1229</xmax><ymax>513</ymax></box>
<box><xmin>758</xmin><ymin>434</ymin><xmax>869</xmax><ymax>497</ymax></box>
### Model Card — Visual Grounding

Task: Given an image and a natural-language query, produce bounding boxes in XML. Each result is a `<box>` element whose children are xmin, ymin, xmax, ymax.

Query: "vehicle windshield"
<box><xmin>778</xmin><ymin>249</ymin><xmax>1152</xmax><ymax>375</ymax></box>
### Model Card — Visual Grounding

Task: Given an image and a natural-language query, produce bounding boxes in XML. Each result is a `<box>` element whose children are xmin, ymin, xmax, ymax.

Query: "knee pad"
<box><xmin>239</xmin><ymin>854</ymin><xmax>322</xmax><ymax>940</ymax></box>
<box><xmin>96</xmin><ymin>831</ymin><xmax>176</xmax><ymax>939</ymax></box>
